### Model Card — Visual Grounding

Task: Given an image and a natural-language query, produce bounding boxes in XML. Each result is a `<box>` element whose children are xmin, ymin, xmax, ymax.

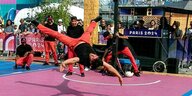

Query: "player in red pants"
<box><xmin>66</xmin><ymin>16</ymin><xmax>85</xmax><ymax>76</ymax></box>
<box><xmin>15</xmin><ymin>38</ymin><xmax>34</xmax><ymax>70</ymax></box>
<box><xmin>102</xmin><ymin>31</ymin><xmax>140</xmax><ymax>77</ymax></box>
<box><xmin>31</xmin><ymin>16</ymin><xmax>123</xmax><ymax>85</ymax></box>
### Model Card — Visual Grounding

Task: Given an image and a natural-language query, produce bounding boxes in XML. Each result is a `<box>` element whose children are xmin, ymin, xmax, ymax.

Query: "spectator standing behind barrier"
<box><xmin>28</xmin><ymin>24</ymin><xmax>37</xmax><ymax>33</ymax></box>
<box><xmin>57</xmin><ymin>19</ymin><xmax>66</xmax><ymax>60</ymax></box>
<box><xmin>99</xmin><ymin>19</ymin><xmax>107</xmax><ymax>31</ymax></box>
<box><xmin>66</xmin><ymin>16</ymin><xmax>85</xmax><ymax>76</ymax></box>
<box><xmin>98</xmin><ymin>19</ymin><xmax>107</xmax><ymax>44</ymax></box>
<box><xmin>4</xmin><ymin>19</ymin><xmax>14</xmax><ymax>57</ymax></box>
<box><xmin>13</xmin><ymin>25</ymin><xmax>19</xmax><ymax>34</ymax></box>
<box><xmin>118</xmin><ymin>22</ymin><xmax>124</xmax><ymax>34</ymax></box>
<box><xmin>138</xmin><ymin>20</ymin><xmax>147</xmax><ymax>29</ymax></box>
<box><xmin>185</xmin><ymin>21</ymin><xmax>192</xmax><ymax>37</ymax></box>
<box><xmin>183</xmin><ymin>21</ymin><xmax>192</xmax><ymax>40</ymax></box>
<box><xmin>170</xmin><ymin>21</ymin><xmax>182</xmax><ymax>39</ymax></box>
<box><xmin>43</xmin><ymin>16</ymin><xmax>59</xmax><ymax>66</ymax></box>
<box><xmin>129</xmin><ymin>21</ymin><xmax>137</xmax><ymax>30</ymax></box>
<box><xmin>15</xmin><ymin>38</ymin><xmax>33</xmax><ymax>70</ymax></box>
<box><xmin>18</xmin><ymin>19</ymin><xmax>28</xmax><ymax>34</ymax></box>
<box><xmin>57</xmin><ymin>19</ymin><xmax>66</xmax><ymax>34</ymax></box>
<box><xmin>183</xmin><ymin>21</ymin><xmax>192</xmax><ymax>68</ymax></box>
<box><xmin>4</xmin><ymin>19</ymin><xmax>14</xmax><ymax>33</ymax></box>
<box><xmin>158</xmin><ymin>17</ymin><xmax>170</xmax><ymax>30</ymax></box>
<box><xmin>13</xmin><ymin>24</ymin><xmax>20</xmax><ymax>46</ymax></box>
<box><xmin>108</xmin><ymin>20</ymin><xmax>114</xmax><ymax>34</ymax></box>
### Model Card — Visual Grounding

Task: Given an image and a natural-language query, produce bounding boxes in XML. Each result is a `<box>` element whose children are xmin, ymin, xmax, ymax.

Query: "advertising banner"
<box><xmin>124</xmin><ymin>29</ymin><xmax>162</xmax><ymax>38</ymax></box>
<box><xmin>20</xmin><ymin>34</ymin><xmax>45</xmax><ymax>51</ymax></box>
<box><xmin>3</xmin><ymin>34</ymin><xmax>16</xmax><ymax>51</ymax></box>
<box><xmin>0</xmin><ymin>33</ymin><xmax>6</xmax><ymax>50</ymax></box>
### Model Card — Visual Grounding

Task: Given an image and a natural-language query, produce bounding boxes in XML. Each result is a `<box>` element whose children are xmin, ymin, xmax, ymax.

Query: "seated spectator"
<box><xmin>19</xmin><ymin>19</ymin><xmax>28</xmax><ymax>34</ymax></box>
<box><xmin>4</xmin><ymin>20</ymin><xmax>14</xmax><ymax>56</ymax></box>
<box><xmin>15</xmin><ymin>38</ymin><xmax>34</xmax><ymax>70</ymax></box>
<box><xmin>118</xmin><ymin>22</ymin><xmax>124</xmax><ymax>34</ymax></box>
<box><xmin>158</xmin><ymin>17</ymin><xmax>170</xmax><ymax>30</ymax></box>
<box><xmin>13</xmin><ymin>25</ymin><xmax>19</xmax><ymax>35</ymax></box>
<box><xmin>138</xmin><ymin>20</ymin><xmax>147</xmax><ymax>29</ymax></box>
<box><xmin>4</xmin><ymin>19</ymin><xmax>14</xmax><ymax>34</ymax></box>
<box><xmin>170</xmin><ymin>21</ymin><xmax>182</xmax><ymax>39</ymax></box>
<box><xmin>28</xmin><ymin>24</ymin><xmax>37</xmax><ymax>33</ymax></box>
<box><xmin>57</xmin><ymin>19</ymin><xmax>66</xmax><ymax>34</ymax></box>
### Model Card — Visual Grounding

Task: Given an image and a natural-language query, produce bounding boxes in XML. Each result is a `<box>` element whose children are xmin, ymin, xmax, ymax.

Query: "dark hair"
<box><xmin>21</xmin><ymin>38</ymin><xmax>26</xmax><ymax>41</ymax></box>
<box><xmin>71</xmin><ymin>16</ymin><xmax>77</xmax><ymax>21</ymax></box>
<box><xmin>6</xmin><ymin>19</ymin><xmax>12</xmax><ymax>27</ymax></box>
<box><xmin>91</xmin><ymin>58</ymin><xmax>103</xmax><ymax>70</ymax></box>
<box><xmin>103</xmin><ymin>31</ymin><xmax>110</xmax><ymax>38</ymax></box>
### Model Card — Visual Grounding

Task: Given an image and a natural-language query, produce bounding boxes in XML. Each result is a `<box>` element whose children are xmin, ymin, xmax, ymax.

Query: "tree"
<box><xmin>35</xmin><ymin>0</ymin><xmax>72</xmax><ymax>27</ymax></box>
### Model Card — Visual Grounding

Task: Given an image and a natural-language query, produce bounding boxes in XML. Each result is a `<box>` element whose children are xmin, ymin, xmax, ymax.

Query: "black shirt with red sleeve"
<box><xmin>74</xmin><ymin>43</ymin><xmax>103</xmax><ymax>68</ymax></box>
<box><xmin>106</xmin><ymin>34</ymin><xmax>128</xmax><ymax>51</ymax></box>
<box><xmin>44</xmin><ymin>23</ymin><xmax>58</xmax><ymax>41</ymax></box>
<box><xmin>67</xmin><ymin>25</ymin><xmax>84</xmax><ymax>38</ymax></box>
<box><xmin>16</xmin><ymin>44</ymin><xmax>33</xmax><ymax>57</ymax></box>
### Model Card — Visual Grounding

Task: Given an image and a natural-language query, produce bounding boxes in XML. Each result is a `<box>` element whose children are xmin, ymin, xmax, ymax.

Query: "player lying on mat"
<box><xmin>31</xmin><ymin>16</ymin><xmax>123</xmax><ymax>85</ymax></box>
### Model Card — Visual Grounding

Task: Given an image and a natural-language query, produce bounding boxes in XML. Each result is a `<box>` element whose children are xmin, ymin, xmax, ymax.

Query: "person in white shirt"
<box><xmin>57</xmin><ymin>19</ymin><xmax>66</xmax><ymax>34</ymax></box>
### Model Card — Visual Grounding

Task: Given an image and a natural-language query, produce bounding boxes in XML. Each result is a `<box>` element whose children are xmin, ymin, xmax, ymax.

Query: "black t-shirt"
<box><xmin>74</xmin><ymin>43</ymin><xmax>103</xmax><ymax>68</ymax></box>
<box><xmin>44</xmin><ymin>23</ymin><xmax>58</xmax><ymax>41</ymax></box>
<box><xmin>16</xmin><ymin>44</ymin><xmax>33</xmax><ymax>57</ymax></box>
<box><xmin>67</xmin><ymin>25</ymin><xmax>84</xmax><ymax>38</ymax></box>
<box><xmin>106</xmin><ymin>34</ymin><xmax>128</xmax><ymax>51</ymax></box>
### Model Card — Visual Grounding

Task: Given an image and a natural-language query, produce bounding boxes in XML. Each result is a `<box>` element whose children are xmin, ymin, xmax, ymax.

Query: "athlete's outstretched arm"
<box><xmin>60</xmin><ymin>57</ymin><xmax>80</xmax><ymax>72</ymax></box>
<box><xmin>103</xmin><ymin>61</ymin><xmax>123</xmax><ymax>86</ymax></box>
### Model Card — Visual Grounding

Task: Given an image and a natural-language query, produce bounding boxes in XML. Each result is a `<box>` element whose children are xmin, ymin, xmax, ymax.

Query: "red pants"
<box><xmin>37</xmin><ymin>22</ymin><xmax>97</xmax><ymax>72</ymax></box>
<box><xmin>67</xmin><ymin>48</ymin><xmax>84</xmax><ymax>73</ymax></box>
<box><xmin>37</xmin><ymin>22</ymin><xmax>96</xmax><ymax>49</ymax></box>
<box><xmin>44</xmin><ymin>41</ymin><xmax>58</xmax><ymax>64</ymax></box>
<box><xmin>16</xmin><ymin>54</ymin><xmax>34</xmax><ymax>67</ymax></box>
<box><xmin>105</xmin><ymin>47</ymin><xmax>139</xmax><ymax>72</ymax></box>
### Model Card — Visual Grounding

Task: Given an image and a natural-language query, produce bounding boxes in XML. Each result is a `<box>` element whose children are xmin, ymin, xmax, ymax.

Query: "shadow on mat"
<box><xmin>16</xmin><ymin>80</ymin><xmax>109</xmax><ymax>96</ymax></box>
<box><xmin>50</xmin><ymin>69</ymin><xmax>85</xmax><ymax>77</ymax></box>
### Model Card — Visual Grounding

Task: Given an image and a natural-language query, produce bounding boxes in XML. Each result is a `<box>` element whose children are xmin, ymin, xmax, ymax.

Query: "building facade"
<box><xmin>0</xmin><ymin>0</ymin><xmax>42</xmax><ymax>23</ymax></box>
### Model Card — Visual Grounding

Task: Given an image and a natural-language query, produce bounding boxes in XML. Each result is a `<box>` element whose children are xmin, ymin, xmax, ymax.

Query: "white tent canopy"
<box><xmin>14</xmin><ymin>4</ymin><xmax>84</xmax><ymax>25</ymax></box>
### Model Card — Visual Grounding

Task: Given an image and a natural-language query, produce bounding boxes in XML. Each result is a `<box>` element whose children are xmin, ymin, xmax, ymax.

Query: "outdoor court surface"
<box><xmin>0</xmin><ymin>60</ymin><xmax>192</xmax><ymax>96</ymax></box>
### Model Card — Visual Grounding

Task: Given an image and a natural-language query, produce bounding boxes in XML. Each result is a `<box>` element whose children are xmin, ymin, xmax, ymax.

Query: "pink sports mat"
<box><xmin>0</xmin><ymin>68</ymin><xmax>191</xmax><ymax>96</ymax></box>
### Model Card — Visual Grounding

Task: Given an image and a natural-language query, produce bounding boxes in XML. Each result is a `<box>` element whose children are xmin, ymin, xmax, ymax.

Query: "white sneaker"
<box><xmin>84</xmin><ymin>67</ymin><xmax>90</xmax><ymax>71</ymax></box>
<box><xmin>189</xmin><ymin>66</ymin><xmax>192</xmax><ymax>70</ymax></box>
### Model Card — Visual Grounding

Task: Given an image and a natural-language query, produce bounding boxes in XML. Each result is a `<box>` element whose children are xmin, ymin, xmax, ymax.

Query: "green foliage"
<box><xmin>35</xmin><ymin>0</ymin><xmax>72</xmax><ymax>27</ymax></box>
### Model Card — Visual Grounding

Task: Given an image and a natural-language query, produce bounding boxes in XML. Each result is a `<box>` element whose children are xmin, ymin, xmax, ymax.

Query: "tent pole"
<box><xmin>112</xmin><ymin>0</ymin><xmax>119</xmax><ymax>67</ymax></box>
<box><xmin>181</xmin><ymin>13</ymin><xmax>189</xmax><ymax>67</ymax></box>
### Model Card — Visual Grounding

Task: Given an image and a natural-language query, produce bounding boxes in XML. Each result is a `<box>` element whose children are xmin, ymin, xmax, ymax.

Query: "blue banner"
<box><xmin>124</xmin><ymin>29</ymin><xmax>162</xmax><ymax>38</ymax></box>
